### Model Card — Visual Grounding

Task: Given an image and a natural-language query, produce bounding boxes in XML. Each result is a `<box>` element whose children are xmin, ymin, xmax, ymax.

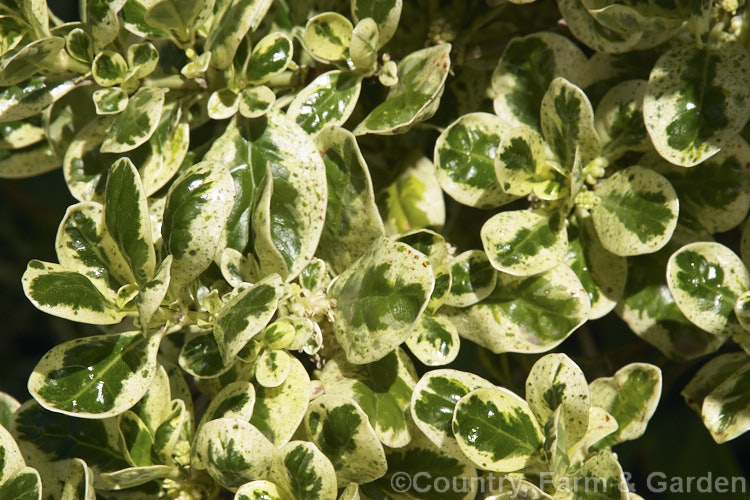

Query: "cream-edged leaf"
<box><xmin>287</xmin><ymin>71</ymin><xmax>362</xmax><ymax>135</ymax></box>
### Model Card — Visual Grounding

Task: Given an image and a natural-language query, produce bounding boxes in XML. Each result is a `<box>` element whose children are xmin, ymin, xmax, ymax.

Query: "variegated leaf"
<box><xmin>238</xmin><ymin>85</ymin><xmax>274</xmax><ymax>118</ymax></box>
<box><xmin>354</xmin><ymin>43</ymin><xmax>451</xmax><ymax>135</ymax></box>
<box><xmin>28</xmin><ymin>330</ymin><xmax>161</xmax><ymax>418</ymax></box>
<box><xmin>206</xmin><ymin>0</ymin><xmax>273</xmax><ymax>69</ymax></box>
<box><xmin>0</xmin><ymin>141</ymin><xmax>60</xmax><ymax>178</ymax></box>
<box><xmin>556</xmin><ymin>0</ymin><xmax>642</xmax><ymax>53</ymax></box>
<box><xmin>255</xmin><ymin>350</ymin><xmax>292</xmax><ymax>388</ymax></box>
<box><xmin>143</xmin><ymin>0</ymin><xmax>202</xmax><ymax>41</ymax></box>
<box><xmin>411</xmin><ymin>369</ymin><xmax>494</xmax><ymax>455</ymax></box>
<box><xmin>0</xmin><ymin>15</ymin><xmax>27</xmax><ymax>58</ymax></box>
<box><xmin>481</xmin><ymin>209</ymin><xmax>568</xmax><ymax>276</ymax></box>
<box><xmin>643</xmin><ymin>41</ymin><xmax>750</xmax><ymax>166</ymax></box>
<box><xmin>139</xmin><ymin>103</ymin><xmax>190</xmax><ymax>196</ymax></box>
<box><xmin>199</xmin><ymin>381</ymin><xmax>256</xmax><ymax>428</ymax></box>
<box><xmin>22</xmin><ymin>260</ymin><xmax>128</xmax><ymax>325</ymax></box>
<box><xmin>63</xmin><ymin>117</ymin><xmax>116</xmax><ymax>202</ymax></box>
<box><xmin>0</xmin><ymin>425</ymin><xmax>41</xmax><ymax>500</ymax></box>
<box><xmin>0</xmin><ymin>121</ymin><xmax>44</xmax><ymax>149</ymax></box>
<box><xmin>380</xmin><ymin>156</ymin><xmax>446</xmax><ymax>234</ymax></box>
<box><xmin>566</xmin><ymin>215</ymin><xmax>627</xmax><ymax>319</ymax></box>
<box><xmin>118</xmin><ymin>410</ymin><xmax>154</xmax><ymax>466</ymax></box>
<box><xmin>61</xmin><ymin>458</ymin><xmax>95</xmax><ymax>500</ymax></box>
<box><xmin>0</xmin><ymin>76</ymin><xmax>77</xmax><ymax>124</ymax></box>
<box><xmin>351</xmin><ymin>0</ymin><xmax>402</xmax><ymax>47</ymax></box>
<box><xmin>101</xmin><ymin>87</ymin><xmax>167</xmax><ymax>153</ymax></box>
<box><xmin>214</xmin><ymin>274</ymin><xmax>283</xmax><ymax>363</ymax></box>
<box><xmin>491</xmin><ymin>32</ymin><xmax>587</xmax><ymax>131</ymax></box>
<box><xmin>525</xmin><ymin>353</ymin><xmax>591</xmax><ymax>444</ymax></box>
<box><xmin>434</xmin><ymin>112</ymin><xmax>517</xmax><ymax>209</ymax></box>
<box><xmin>570</xmin><ymin>450</ymin><xmax>629</xmax><ymax>500</ymax></box>
<box><xmin>445</xmin><ymin>250</ymin><xmax>497</xmax><ymax>308</ymax></box>
<box><xmin>666</xmin><ymin>242</ymin><xmax>750</xmax><ymax>336</ymax></box>
<box><xmin>682</xmin><ymin>352</ymin><xmax>750</xmax><ymax>414</ymax></box>
<box><xmin>245</xmin><ymin>32</ymin><xmax>293</xmax><ymax>84</ymax></box>
<box><xmin>0</xmin><ymin>392</ymin><xmax>19</xmax><ymax>429</ymax></box>
<box><xmin>0</xmin><ymin>37</ymin><xmax>65</xmax><ymax>87</ymax></box>
<box><xmin>329</xmin><ymin>236</ymin><xmax>434</xmax><ymax>364</ymax></box>
<box><xmin>349</xmin><ymin>18</ymin><xmax>378</xmax><ymax>72</ymax></box>
<box><xmin>443</xmin><ymin>263</ymin><xmax>591</xmax><ymax>353</ymax></box>
<box><xmin>98</xmin><ymin>464</ymin><xmax>175</xmax><ymax>490</ymax></box>
<box><xmin>104</xmin><ymin>157</ymin><xmax>156</xmax><ymax>284</ymax></box>
<box><xmin>304</xmin><ymin>394</ymin><xmax>387</xmax><ymax>487</ymax></box>
<box><xmin>162</xmin><ymin>160</ymin><xmax>235</xmax><ymax>284</ymax></box>
<box><xmin>193</xmin><ymin>418</ymin><xmax>274</xmax><ymax>490</ymax></box>
<box><xmin>83</xmin><ymin>0</ymin><xmax>127</xmax><ymax>50</ymax></box>
<box><xmin>595</xmin><ymin>80</ymin><xmax>649</xmax><ymax>159</ymax></box>
<box><xmin>406</xmin><ymin>314</ymin><xmax>461</xmax><ymax>367</ymax></box>
<box><xmin>136</xmin><ymin>255</ymin><xmax>171</xmax><ymax>329</ymax></box>
<box><xmin>303</xmin><ymin>12</ymin><xmax>352</xmax><ymax>62</ymax></box>
<box><xmin>589</xmin><ymin>363</ymin><xmax>662</xmax><ymax>448</ymax></box>
<box><xmin>268</xmin><ymin>441</ymin><xmax>337</xmax><ymax>500</ymax></box>
<box><xmin>251</xmin><ymin>356</ymin><xmax>311</xmax><ymax>446</ymax></box>
<box><xmin>126</xmin><ymin>41</ymin><xmax>159</xmax><ymax>79</ymax></box>
<box><xmin>700</xmin><ymin>361</ymin><xmax>750</xmax><ymax>442</ymax></box>
<box><xmin>395</xmin><ymin>229</ymin><xmax>447</xmax><ymax>269</ymax></box>
<box><xmin>92</xmin><ymin>50</ymin><xmax>128</xmax><ymax>87</ymax></box>
<box><xmin>179</xmin><ymin>328</ymin><xmax>233</xmax><ymax>379</ymax></box>
<box><xmin>235</xmin><ymin>480</ymin><xmax>292</xmax><ymax>500</ymax></box>
<box><xmin>93</xmin><ymin>87</ymin><xmax>128</xmax><ymax>115</ymax></box>
<box><xmin>591</xmin><ymin>165</ymin><xmax>678</xmax><ymax>256</ymax></box>
<box><xmin>286</xmin><ymin>71</ymin><xmax>362</xmax><ymax>135</ymax></box>
<box><xmin>207</xmin><ymin>89</ymin><xmax>239</xmax><ymax>119</ymax></box>
<box><xmin>452</xmin><ymin>387</ymin><xmax>543</xmax><ymax>472</ymax></box>
<box><xmin>319</xmin><ymin>349</ymin><xmax>417</xmax><ymax>448</ymax></box>
<box><xmin>315</xmin><ymin>126</ymin><xmax>384</xmax><ymax>272</ymax></box>
<box><xmin>567</xmin><ymin>406</ymin><xmax>618</xmax><ymax>466</ymax></box>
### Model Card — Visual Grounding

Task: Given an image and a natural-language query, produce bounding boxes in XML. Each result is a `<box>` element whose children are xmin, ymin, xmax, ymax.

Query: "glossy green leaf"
<box><xmin>93</xmin><ymin>87</ymin><xmax>128</xmax><ymax>115</ymax></box>
<box><xmin>304</xmin><ymin>394</ymin><xmax>387</xmax><ymax>487</ymax></box>
<box><xmin>643</xmin><ymin>42</ymin><xmax>750</xmax><ymax>166</ymax></box>
<box><xmin>443</xmin><ymin>263</ymin><xmax>591</xmax><ymax>353</ymax></box>
<box><xmin>61</xmin><ymin>458</ymin><xmax>94</xmax><ymax>500</ymax></box>
<box><xmin>101</xmin><ymin>87</ymin><xmax>167</xmax><ymax>153</ymax></box>
<box><xmin>445</xmin><ymin>250</ymin><xmax>497</xmax><ymax>308</ymax></box>
<box><xmin>162</xmin><ymin>160</ymin><xmax>235</xmax><ymax>284</ymax></box>
<box><xmin>238</xmin><ymin>85</ymin><xmax>274</xmax><ymax>118</ymax></box>
<box><xmin>452</xmin><ymin>387</ymin><xmax>543</xmax><ymax>472</ymax></box>
<box><xmin>355</xmin><ymin>43</ymin><xmax>451</xmax><ymax>135</ymax></box>
<box><xmin>351</xmin><ymin>0</ymin><xmax>402</xmax><ymax>47</ymax></box>
<box><xmin>193</xmin><ymin>417</ymin><xmax>274</xmax><ymax>489</ymax></box>
<box><xmin>0</xmin><ymin>75</ymin><xmax>77</xmax><ymax>124</ymax></box>
<box><xmin>591</xmin><ymin>165</ymin><xmax>678</xmax><ymax>256</ymax></box>
<box><xmin>320</xmin><ymin>349</ymin><xmax>417</xmax><ymax>448</ymax></box>
<box><xmin>666</xmin><ymin>242</ymin><xmax>750</xmax><ymax>336</ymax></box>
<box><xmin>411</xmin><ymin>369</ymin><xmax>494</xmax><ymax>455</ymax></box>
<box><xmin>104</xmin><ymin>157</ymin><xmax>156</xmax><ymax>284</ymax></box>
<box><xmin>303</xmin><ymin>12</ymin><xmax>352</xmax><ymax>62</ymax></box>
<box><xmin>144</xmin><ymin>0</ymin><xmax>202</xmax><ymax>41</ymax></box>
<box><xmin>525</xmin><ymin>353</ymin><xmax>591</xmax><ymax>444</ymax></box>
<box><xmin>434</xmin><ymin>112</ymin><xmax>517</xmax><ymax>209</ymax></box>
<box><xmin>206</xmin><ymin>0</ymin><xmax>273</xmax><ymax>69</ymax></box>
<box><xmin>481</xmin><ymin>209</ymin><xmax>568</xmax><ymax>276</ymax></box>
<box><xmin>246</xmin><ymin>32</ymin><xmax>293</xmax><ymax>84</ymax></box>
<box><xmin>406</xmin><ymin>314</ymin><xmax>461</xmax><ymax>367</ymax></box>
<box><xmin>287</xmin><ymin>71</ymin><xmax>362</xmax><ymax>134</ymax></box>
<box><xmin>92</xmin><ymin>50</ymin><xmax>128</xmax><ymax>87</ymax></box>
<box><xmin>315</xmin><ymin>126</ymin><xmax>384</xmax><ymax>272</ymax></box>
<box><xmin>28</xmin><ymin>330</ymin><xmax>161</xmax><ymax>418</ymax></box>
<box><xmin>268</xmin><ymin>441</ymin><xmax>337</xmax><ymax>500</ymax></box>
<box><xmin>329</xmin><ymin>236</ymin><xmax>434</xmax><ymax>364</ymax></box>
<box><xmin>22</xmin><ymin>260</ymin><xmax>127</xmax><ymax>324</ymax></box>
<box><xmin>589</xmin><ymin>363</ymin><xmax>662</xmax><ymax>448</ymax></box>
<box><xmin>491</xmin><ymin>32</ymin><xmax>587</xmax><ymax>131</ymax></box>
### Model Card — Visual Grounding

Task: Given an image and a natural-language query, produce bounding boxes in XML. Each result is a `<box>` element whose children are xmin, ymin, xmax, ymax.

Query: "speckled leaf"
<box><xmin>411</xmin><ymin>369</ymin><xmax>494</xmax><ymax>454</ymax></box>
<box><xmin>93</xmin><ymin>87</ymin><xmax>128</xmax><ymax>115</ymax></box>
<box><xmin>162</xmin><ymin>160</ymin><xmax>235</xmax><ymax>284</ymax></box>
<box><xmin>0</xmin><ymin>142</ymin><xmax>60</xmax><ymax>178</ymax></box>
<box><xmin>65</xmin><ymin>27</ymin><xmax>93</xmax><ymax>63</ymax></box>
<box><xmin>591</xmin><ymin>165</ymin><xmax>678</xmax><ymax>256</ymax></box>
<box><xmin>206</xmin><ymin>0</ymin><xmax>273</xmax><ymax>69</ymax></box>
<box><xmin>315</xmin><ymin>126</ymin><xmax>384</xmax><ymax>272</ymax></box>
<box><xmin>379</xmin><ymin>155</ymin><xmax>445</xmax><ymax>234</ymax></box>
<box><xmin>199</xmin><ymin>381</ymin><xmax>256</xmax><ymax>429</ymax></box>
<box><xmin>287</xmin><ymin>71</ymin><xmax>361</xmax><ymax>135</ymax></box>
<box><xmin>303</xmin><ymin>12</ymin><xmax>352</xmax><ymax>62</ymax></box>
<box><xmin>268</xmin><ymin>441</ymin><xmax>337</xmax><ymax>500</ymax></box>
<box><xmin>207</xmin><ymin>89</ymin><xmax>239</xmax><ymax>119</ymax></box>
<box><xmin>104</xmin><ymin>157</ymin><xmax>156</xmax><ymax>284</ymax></box>
<box><xmin>445</xmin><ymin>250</ymin><xmax>496</xmax><ymax>308</ymax></box>
<box><xmin>442</xmin><ymin>263</ymin><xmax>591</xmax><ymax>353</ymax></box>
<box><xmin>144</xmin><ymin>0</ymin><xmax>202</xmax><ymax>41</ymax></box>
<box><xmin>395</xmin><ymin>229</ymin><xmax>447</xmax><ymax>269</ymax></box>
<box><xmin>238</xmin><ymin>85</ymin><xmax>274</xmax><ymax>118</ymax></box>
<box><xmin>22</xmin><ymin>260</ymin><xmax>127</xmax><ymax>324</ymax></box>
<box><xmin>139</xmin><ymin>103</ymin><xmax>189</xmax><ymax>196</ymax></box>
<box><xmin>566</xmin><ymin>215</ymin><xmax>627</xmax><ymax>319</ymax></box>
<box><xmin>92</xmin><ymin>50</ymin><xmax>128</xmax><ymax>87</ymax></box>
<box><xmin>28</xmin><ymin>330</ymin><xmax>161</xmax><ymax>418</ymax></box>
<box><xmin>589</xmin><ymin>363</ymin><xmax>662</xmax><ymax>448</ymax></box>
<box><xmin>406</xmin><ymin>314</ymin><xmax>461</xmax><ymax>367</ymax></box>
<box><xmin>491</xmin><ymin>32</ymin><xmax>587</xmax><ymax>131</ymax></box>
<box><xmin>481</xmin><ymin>209</ymin><xmax>568</xmax><ymax>276</ymax></box>
<box><xmin>304</xmin><ymin>394</ymin><xmax>387</xmax><ymax>487</ymax></box>
<box><xmin>0</xmin><ymin>37</ymin><xmax>64</xmax><ymax>87</ymax></box>
<box><xmin>434</xmin><ymin>112</ymin><xmax>516</xmax><ymax>209</ymax></box>
<box><xmin>193</xmin><ymin>418</ymin><xmax>274</xmax><ymax>490</ymax></box>
<box><xmin>62</xmin><ymin>117</ymin><xmax>115</xmax><ymax>202</ymax></box>
<box><xmin>540</xmin><ymin>77</ymin><xmax>600</xmax><ymax>169</ymax></box>
<box><xmin>452</xmin><ymin>387</ymin><xmax>543</xmax><ymax>472</ymax></box>
<box><xmin>594</xmin><ymin>80</ymin><xmax>649</xmax><ymax>160</ymax></box>
<box><xmin>0</xmin><ymin>425</ymin><xmax>41</xmax><ymax>500</ymax></box>
<box><xmin>525</xmin><ymin>353</ymin><xmax>591</xmax><ymax>444</ymax></box>
<box><xmin>235</xmin><ymin>480</ymin><xmax>292</xmax><ymax>500</ymax></box>
<box><xmin>101</xmin><ymin>87</ymin><xmax>167</xmax><ymax>153</ymax></box>
<box><xmin>126</xmin><ymin>42</ymin><xmax>158</xmax><ymax>79</ymax></box>
<box><xmin>682</xmin><ymin>352</ymin><xmax>750</xmax><ymax>414</ymax></box>
<box><xmin>355</xmin><ymin>43</ymin><xmax>451</xmax><ymax>135</ymax></box>
<box><xmin>643</xmin><ymin>42</ymin><xmax>750</xmax><ymax>167</ymax></box>
<box><xmin>556</xmin><ymin>0</ymin><xmax>642</xmax><ymax>54</ymax></box>
<box><xmin>61</xmin><ymin>458</ymin><xmax>94</xmax><ymax>500</ymax></box>
<box><xmin>250</xmin><ymin>356</ymin><xmax>310</xmax><ymax>446</ymax></box>
<box><xmin>83</xmin><ymin>0</ymin><xmax>126</xmax><ymax>49</ymax></box>
<box><xmin>179</xmin><ymin>328</ymin><xmax>233</xmax><ymax>379</ymax></box>
<box><xmin>351</xmin><ymin>0</ymin><xmax>401</xmax><ymax>47</ymax></box>
<box><xmin>215</xmin><ymin>274</ymin><xmax>283</xmax><ymax>363</ymax></box>
<box><xmin>699</xmin><ymin>358</ymin><xmax>750</xmax><ymax>442</ymax></box>
<box><xmin>329</xmin><ymin>236</ymin><xmax>434</xmax><ymax>364</ymax></box>
<box><xmin>0</xmin><ymin>76</ymin><xmax>77</xmax><ymax>123</ymax></box>
<box><xmin>571</xmin><ymin>450</ymin><xmax>629</xmax><ymax>500</ymax></box>
<box><xmin>319</xmin><ymin>349</ymin><xmax>417</xmax><ymax>448</ymax></box>
<box><xmin>255</xmin><ymin>350</ymin><xmax>292</xmax><ymax>388</ymax></box>
<box><xmin>136</xmin><ymin>255</ymin><xmax>171</xmax><ymax>329</ymax></box>
<box><xmin>567</xmin><ymin>406</ymin><xmax>618</xmax><ymax>465</ymax></box>
<box><xmin>246</xmin><ymin>32</ymin><xmax>292</xmax><ymax>84</ymax></box>
<box><xmin>666</xmin><ymin>242</ymin><xmax>750</xmax><ymax>336</ymax></box>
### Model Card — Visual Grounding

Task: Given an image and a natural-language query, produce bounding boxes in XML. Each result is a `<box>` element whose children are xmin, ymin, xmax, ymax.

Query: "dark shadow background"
<box><xmin>1</xmin><ymin>1</ymin><xmax>747</xmax><ymax>499</ymax></box>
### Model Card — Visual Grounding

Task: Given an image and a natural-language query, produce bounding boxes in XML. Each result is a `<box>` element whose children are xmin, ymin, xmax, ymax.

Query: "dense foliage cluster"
<box><xmin>1</xmin><ymin>0</ymin><xmax>750</xmax><ymax>499</ymax></box>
